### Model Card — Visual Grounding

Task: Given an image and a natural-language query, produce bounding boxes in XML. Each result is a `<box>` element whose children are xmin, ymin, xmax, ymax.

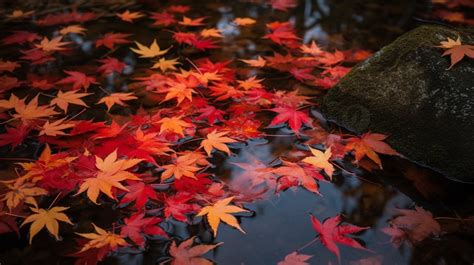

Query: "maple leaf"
<box><xmin>0</xmin><ymin>124</ymin><xmax>30</xmax><ymax>148</ymax></box>
<box><xmin>150</xmin><ymin>11</ymin><xmax>176</xmax><ymax>26</ymax></box>
<box><xmin>39</xmin><ymin>118</ymin><xmax>75</xmax><ymax>136</ymax></box>
<box><xmin>300</xmin><ymin>41</ymin><xmax>323</xmax><ymax>56</ymax></box>
<box><xmin>76</xmin><ymin>223</ymin><xmax>128</xmax><ymax>252</ymax></box>
<box><xmin>0</xmin><ymin>59</ymin><xmax>20</xmax><ymax>73</ymax></box>
<box><xmin>157</xmin><ymin>116</ymin><xmax>192</xmax><ymax>136</ymax></box>
<box><xmin>116</xmin><ymin>10</ymin><xmax>144</xmax><ymax>22</ymax></box>
<box><xmin>270</xmin><ymin>0</ymin><xmax>298</xmax><ymax>11</ymax></box>
<box><xmin>319</xmin><ymin>50</ymin><xmax>345</xmax><ymax>66</ymax></box>
<box><xmin>56</xmin><ymin>70</ymin><xmax>98</xmax><ymax>91</ymax></box>
<box><xmin>437</xmin><ymin>36</ymin><xmax>462</xmax><ymax>49</ymax></box>
<box><xmin>345</xmin><ymin>133</ymin><xmax>398</xmax><ymax>168</ymax></box>
<box><xmin>269</xmin><ymin>106</ymin><xmax>311</xmax><ymax>133</ymax></box>
<box><xmin>441</xmin><ymin>41</ymin><xmax>474</xmax><ymax>69</ymax></box>
<box><xmin>120</xmin><ymin>213</ymin><xmax>166</xmax><ymax>248</ymax></box>
<box><xmin>35</xmin><ymin>36</ymin><xmax>70</xmax><ymax>52</ymax></box>
<box><xmin>59</xmin><ymin>25</ymin><xmax>87</xmax><ymax>35</ymax></box>
<box><xmin>1</xmin><ymin>179</ymin><xmax>48</xmax><ymax>211</ymax></box>
<box><xmin>164</xmin><ymin>192</ymin><xmax>200</xmax><ymax>222</ymax></box>
<box><xmin>97</xmin><ymin>57</ymin><xmax>126</xmax><ymax>75</ymax></box>
<box><xmin>178</xmin><ymin>16</ymin><xmax>206</xmax><ymax>26</ymax></box>
<box><xmin>310</xmin><ymin>214</ymin><xmax>369</xmax><ymax>261</ymax></box>
<box><xmin>130</xmin><ymin>39</ymin><xmax>170</xmax><ymax>58</ymax></box>
<box><xmin>302</xmin><ymin>147</ymin><xmax>334</xmax><ymax>179</ymax></box>
<box><xmin>97</xmin><ymin>92</ymin><xmax>137</xmax><ymax>111</ymax></box>
<box><xmin>195</xmin><ymin>105</ymin><xmax>225</xmax><ymax>124</ymax></box>
<box><xmin>76</xmin><ymin>150</ymin><xmax>142</xmax><ymax>204</ymax></box>
<box><xmin>290</xmin><ymin>67</ymin><xmax>315</xmax><ymax>81</ymax></box>
<box><xmin>240</xmin><ymin>56</ymin><xmax>266</xmax><ymax>67</ymax></box>
<box><xmin>96</xmin><ymin>32</ymin><xmax>132</xmax><ymax>50</ymax></box>
<box><xmin>200</xmin><ymin>130</ymin><xmax>238</xmax><ymax>156</ymax></box>
<box><xmin>233</xmin><ymin>17</ymin><xmax>256</xmax><ymax>26</ymax></box>
<box><xmin>201</xmin><ymin>28</ymin><xmax>222</xmax><ymax>38</ymax></box>
<box><xmin>13</xmin><ymin>95</ymin><xmax>59</xmax><ymax>122</ymax></box>
<box><xmin>237</xmin><ymin>76</ymin><xmax>264</xmax><ymax>90</ymax></box>
<box><xmin>272</xmin><ymin>160</ymin><xmax>325</xmax><ymax>194</ymax></box>
<box><xmin>197</xmin><ymin>196</ymin><xmax>248</xmax><ymax>237</ymax></box>
<box><xmin>119</xmin><ymin>181</ymin><xmax>158</xmax><ymax>209</ymax></box>
<box><xmin>152</xmin><ymin>57</ymin><xmax>180</xmax><ymax>72</ymax></box>
<box><xmin>278</xmin><ymin>252</ymin><xmax>312</xmax><ymax>265</ymax></box>
<box><xmin>2</xmin><ymin>31</ymin><xmax>40</xmax><ymax>45</ymax></box>
<box><xmin>387</xmin><ymin>206</ymin><xmax>441</xmax><ymax>243</ymax></box>
<box><xmin>161</xmin><ymin>154</ymin><xmax>202</xmax><ymax>182</ymax></box>
<box><xmin>21</xmin><ymin>206</ymin><xmax>72</xmax><ymax>244</ymax></box>
<box><xmin>0</xmin><ymin>93</ymin><xmax>20</xmax><ymax>108</ymax></box>
<box><xmin>169</xmin><ymin>236</ymin><xmax>222</xmax><ymax>265</ymax></box>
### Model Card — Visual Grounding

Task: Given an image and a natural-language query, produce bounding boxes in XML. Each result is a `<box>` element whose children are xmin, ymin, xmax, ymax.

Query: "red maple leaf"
<box><xmin>56</xmin><ymin>70</ymin><xmax>98</xmax><ymax>91</ymax></box>
<box><xmin>164</xmin><ymin>192</ymin><xmax>200</xmax><ymax>223</ymax></box>
<box><xmin>97</xmin><ymin>57</ymin><xmax>126</xmax><ymax>75</ymax></box>
<box><xmin>0</xmin><ymin>124</ymin><xmax>30</xmax><ymax>148</ymax></box>
<box><xmin>120</xmin><ymin>213</ymin><xmax>167</xmax><ymax>248</ymax></box>
<box><xmin>2</xmin><ymin>31</ymin><xmax>40</xmax><ymax>45</ymax></box>
<box><xmin>310</xmin><ymin>214</ymin><xmax>369</xmax><ymax>261</ymax></box>
<box><xmin>119</xmin><ymin>181</ymin><xmax>159</xmax><ymax>209</ymax></box>
<box><xmin>269</xmin><ymin>106</ymin><xmax>311</xmax><ymax>133</ymax></box>
<box><xmin>95</xmin><ymin>32</ymin><xmax>132</xmax><ymax>50</ymax></box>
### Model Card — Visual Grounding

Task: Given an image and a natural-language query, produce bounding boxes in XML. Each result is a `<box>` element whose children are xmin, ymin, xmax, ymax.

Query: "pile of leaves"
<box><xmin>0</xmin><ymin>1</ymin><xmax>470</xmax><ymax>264</ymax></box>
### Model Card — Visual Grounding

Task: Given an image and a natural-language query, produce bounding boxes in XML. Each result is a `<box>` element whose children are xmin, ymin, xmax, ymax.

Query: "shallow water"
<box><xmin>0</xmin><ymin>0</ymin><xmax>474</xmax><ymax>265</ymax></box>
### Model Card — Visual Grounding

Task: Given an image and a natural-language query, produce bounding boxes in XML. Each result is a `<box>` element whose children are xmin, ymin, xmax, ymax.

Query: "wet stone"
<box><xmin>322</xmin><ymin>25</ymin><xmax>474</xmax><ymax>183</ymax></box>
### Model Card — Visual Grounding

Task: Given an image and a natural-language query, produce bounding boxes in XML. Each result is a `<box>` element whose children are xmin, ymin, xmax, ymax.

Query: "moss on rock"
<box><xmin>322</xmin><ymin>25</ymin><xmax>474</xmax><ymax>183</ymax></box>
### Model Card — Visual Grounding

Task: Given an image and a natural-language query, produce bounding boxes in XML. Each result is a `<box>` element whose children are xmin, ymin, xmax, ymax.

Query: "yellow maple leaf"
<box><xmin>157</xmin><ymin>116</ymin><xmax>192</xmax><ymax>136</ymax></box>
<box><xmin>197</xmin><ymin>196</ymin><xmax>248</xmax><ymax>237</ymax></box>
<box><xmin>200</xmin><ymin>130</ymin><xmax>237</xmax><ymax>156</ymax></box>
<box><xmin>130</xmin><ymin>39</ymin><xmax>170</xmax><ymax>58</ymax></box>
<box><xmin>302</xmin><ymin>147</ymin><xmax>334</xmax><ymax>178</ymax></box>
<box><xmin>152</xmin><ymin>57</ymin><xmax>180</xmax><ymax>72</ymax></box>
<box><xmin>76</xmin><ymin>150</ymin><xmax>142</xmax><ymax>204</ymax></box>
<box><xmin>35</xmin><ymin>36</ymin><xmax>70</xmax><ymax>52</ymax></box>
<box><xmin>161</xmin><ymin>154</ymin><xmax>202</xmax><ymax>182</ymax></box>
<box><xmin>39</xmin><ymin>118</ymin><xmax>75</xmax><ymax>136</ymax></box>
<box><xmin>437</xmin><ymin>36</ymin><xmax>462</xmax><ymax>49</ymax></box>
<box><xmin>76</xmin><ymin>223</ymin><xmax>128</xmax><ymax>252</ymax></box>
<box><xmin>50</xmin><ymin>90</ymin><xmax>90</xmax><ymax>112</ymax></box>
<box><xmin>1</xmin><ymin>178</ymin><xmax>48</xmax><ymax>211</ymax></box>
<box><xmin>59</xmin><ymin>25</ymin><xmax>87</xmax><ymax>35</ymax></box>
<box><xmin>13</xmin><ymin>95</ymin><xmax>59</xmax><ymax>122</ymax></box>
<box><xmin>21</xmin><ymin>206</ymin><xmax>72</xmax><ymax>244</ymax></box>
<box><xmin>200</xmin><ymin>28</ymin><xmax>222</xmax><ymax>38</ymax></box>
<box><xmin>97</xmin><ymin>92</ymin><xmax>137</xmax><ymax>112</ymax></box>
<box><xmin>233</xmin><ymin>17</ymin><xmax>256</xmax><ymax>26</ymax></box>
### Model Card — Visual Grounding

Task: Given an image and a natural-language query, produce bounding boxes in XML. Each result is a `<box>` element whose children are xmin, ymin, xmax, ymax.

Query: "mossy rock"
<box><xmin>322</xmin><ymin>25</ymin><xmax>474</xmax><ymax>183</ymax></box>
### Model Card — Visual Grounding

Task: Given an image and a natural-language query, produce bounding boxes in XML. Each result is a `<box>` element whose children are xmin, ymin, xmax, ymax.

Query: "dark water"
<box><xmin>0</xmin><ymin>0</ymin><xmax>474</xmax><ymax>265</ymax></box>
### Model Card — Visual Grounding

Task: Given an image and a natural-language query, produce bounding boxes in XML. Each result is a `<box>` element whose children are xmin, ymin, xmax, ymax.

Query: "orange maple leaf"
<box><xmin>200</xmin><ymin>130</ymin><xmax>237</xmax><ymax>156</ymax></box>
<box><xmin>345</xmin><ymin>133</ymin><xmax>398</xmax><ymax>168</ymax></box>
<box><xmin>13</xmin><ymin>95</ymin><xmax>59</xmax><ymax>122</ymax></box>
<box><xmin>116</xmin><ymin>10</ymin><xmax>144</xmax><ymax>22</ymax></box>
<box><xmin>97</xmin><ymin>92</ymin><xmax>137</xmax><ymax>111</ymax></box>
<box><xmin>302</xmin><ymin>147</ymin><xmax>334</xmax><ymax>178</ymax></box>
<box><xmin>21</xmin><ymin>206</ymin><xmax>72</xmax><ymax>244</ymax></box>
<box><xmin>50</xmin><ymin>90</ymin><xmax>90</xmax><ymax>112</ymax></box>
<box><xmin>39</xmin><ymin>118</ymin><xmax>75</xmax><ymax>136</ymax></box>
<box><xmin>75</xmin><ymin>150</ymin><xmax>142</xmax><ymax>204</ymax></box>
<box><xmin>35</xmin><ymin>36</ymin><xmax>70</xmax><ymax>52</ymax></box>
<box><xmin>76</xmin><ymin>223</ymin><xmax>128</xmax><ymax>252</ymax></box>
<box><xmin>157</xmin><ymin>116</ymin><xmax>192</xmax><ymax>136</ymax></box>
<box><xmin>161</xmin><ymin>154</ymin><xmax>202</xmax><ymax>182</ymax></box>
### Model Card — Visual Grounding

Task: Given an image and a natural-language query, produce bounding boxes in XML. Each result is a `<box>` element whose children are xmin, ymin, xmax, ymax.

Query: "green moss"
<box><xmin>322</xmin><ymin>25</ymin><xmax>474</xmax><ymax>182</ymax></box>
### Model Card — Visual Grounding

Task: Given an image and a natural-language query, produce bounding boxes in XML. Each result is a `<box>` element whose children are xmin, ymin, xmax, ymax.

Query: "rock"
<box><xmin>322</xmin><ymin>25</ymin><xmax>474</xmax><ymax>183</ymax></box>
